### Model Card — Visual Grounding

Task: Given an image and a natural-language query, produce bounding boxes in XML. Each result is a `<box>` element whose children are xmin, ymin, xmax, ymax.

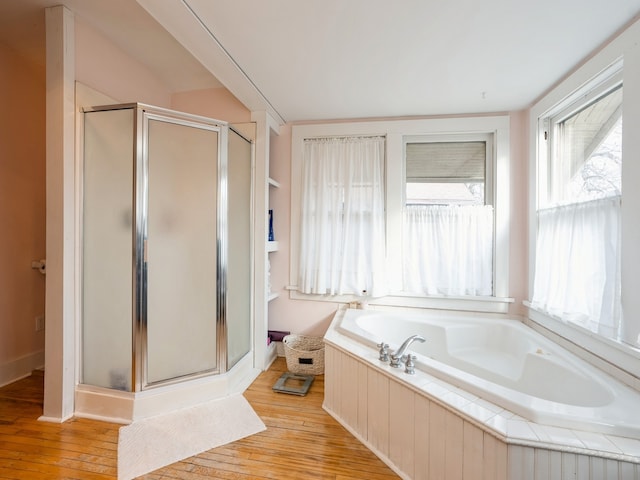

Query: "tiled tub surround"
<box><xmin>323</xmin><ymin>308</ymin><xmax>640</xmax><ymax>479</ymax></box>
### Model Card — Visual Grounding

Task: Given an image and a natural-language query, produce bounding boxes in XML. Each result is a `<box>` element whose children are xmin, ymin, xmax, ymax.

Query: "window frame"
<box><xmin>538</xmin><ymin>68</ymin><xmax>623</xmax><ymax>210</ymax></box>
<box><xmin>290</xmin><ymin>116</ymin><xmax>511</xmax><ymax>313</ymax></box>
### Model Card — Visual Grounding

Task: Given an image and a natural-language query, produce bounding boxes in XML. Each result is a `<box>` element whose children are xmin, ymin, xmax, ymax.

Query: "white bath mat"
<box><xmin>117</xmin><ymin>394</ymin><xmax>266</xmax><ymax>480</ymax></box>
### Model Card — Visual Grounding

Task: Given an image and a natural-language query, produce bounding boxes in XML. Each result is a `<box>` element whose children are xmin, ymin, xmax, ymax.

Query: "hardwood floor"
<box><xmin>0</xmin><ymin>358</ymin><xmax>400</xmax><ymax>479</ymax></box>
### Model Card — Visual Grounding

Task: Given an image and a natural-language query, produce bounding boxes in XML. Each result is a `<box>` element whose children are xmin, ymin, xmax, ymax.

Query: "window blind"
<box><xmin>406</xmin><ymin>141</ymin><xmax>485</xmax><ymax>182</ymax></box>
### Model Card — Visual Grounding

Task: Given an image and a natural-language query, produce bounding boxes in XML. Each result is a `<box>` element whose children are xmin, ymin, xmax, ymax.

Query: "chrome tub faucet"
<box><xmin>390</xmin><ymin>334</ymin><xmax>426</xmax><ymax>368</ymax></box>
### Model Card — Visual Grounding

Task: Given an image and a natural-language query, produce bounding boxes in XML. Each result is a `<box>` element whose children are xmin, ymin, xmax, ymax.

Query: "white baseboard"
<box><xmin>38</xmin><ymin>413</ymin><xmax>74</xmax><ymax>424</ymax></box>
<box><xmin>0</xmin><ymin>350</ymin><xmax>45</xmax><ymax>388</ymax></box>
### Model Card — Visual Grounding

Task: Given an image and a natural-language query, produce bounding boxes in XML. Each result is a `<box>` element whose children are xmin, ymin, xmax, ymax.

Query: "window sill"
<box><xmin>524</xmin><ymin>301</ymin><xmax>640</xmax><ymax>389</ymax></box>
<box><xmin>287</xmin><ymin>288</ymin><xmax>513</xmax><ymax>314</ymax></box>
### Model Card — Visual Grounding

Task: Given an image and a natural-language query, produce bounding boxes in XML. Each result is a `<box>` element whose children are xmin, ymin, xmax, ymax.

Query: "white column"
<box><xmin>42</xmin><ymin>5</ymin><xmax>76</xmax><ymax>422</ymax></box>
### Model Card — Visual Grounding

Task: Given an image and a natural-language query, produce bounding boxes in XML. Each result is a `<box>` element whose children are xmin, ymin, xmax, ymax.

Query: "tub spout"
<box><xmin>390</xmin><ymin>335</ymin><xmax>426</xmax><ymax>368</ymax></box>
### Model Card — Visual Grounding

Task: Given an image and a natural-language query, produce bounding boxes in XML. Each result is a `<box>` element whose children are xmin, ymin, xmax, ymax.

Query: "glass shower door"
<box><xmin>144</xmin><ymin>116</ymin><xmax>220</xmax><ymax>386</ymax></box>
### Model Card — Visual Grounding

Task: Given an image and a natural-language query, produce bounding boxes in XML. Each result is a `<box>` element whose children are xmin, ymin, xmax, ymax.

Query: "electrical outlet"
<box><xmin>35</xmin><ymin>315</ymin><xmax>45</xmax><ymax>332</ymax></box>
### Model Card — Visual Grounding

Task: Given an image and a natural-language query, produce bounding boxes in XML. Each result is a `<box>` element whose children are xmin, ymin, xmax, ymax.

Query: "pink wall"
<box><xmin>75</xmin><ymin>18</ymin><xmax>171</xmax><ymax>107</ymax></box>
<box><xmin>75</xmin><ymin>17</ymin><xmax>251</xmax><ymax>123</ymax></box>
<box><xmin>508</xmin><ymin>110</ymin><xmax>529</xmax><ymax>317</ymax></box>
<box><xmin>268</xmin><ymin>125</ymin><xmax>340</xmax><ymax>336</ymax></box>
<box><xmin>0</xmin><ymin>41</ymin><xmax>46</xmax><ymax>373</ymax></box>
<box><xmin>172</xmin><ymin>88</ymin><xmax>251</xmax><ymax>123</ymax></box>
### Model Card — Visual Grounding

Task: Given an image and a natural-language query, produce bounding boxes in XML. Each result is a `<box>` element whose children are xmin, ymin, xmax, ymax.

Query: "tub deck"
<box><xmin>324</xmin><ymin>307</ymin><xmax>640</xmax><ymax>479</ymax></box>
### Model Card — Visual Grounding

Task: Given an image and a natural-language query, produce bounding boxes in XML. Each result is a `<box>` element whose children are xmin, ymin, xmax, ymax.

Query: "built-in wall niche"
<box><xmin>267</xmin><ymin>176</ymin><xmax>280</xmax><ymax>301</ymax></box>
<box><xmin>252</xmin><ymin>111</ymin><xmax>281</xmax><ymax>369</ymax></box>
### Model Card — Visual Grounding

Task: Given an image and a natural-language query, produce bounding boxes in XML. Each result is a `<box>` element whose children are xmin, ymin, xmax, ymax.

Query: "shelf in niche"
<box><xmin>268</xmin><ymin>292</ymin><xmax>279</xmax><ymax>302</ymax></box>
<box><xmin>268</xmin><ymin>177</ymin><xmax>281</xmax><ymax>188</ymax></box>
<box><xmin>267</xmin><ymin>241</ymin><xmax>279</xmax><ymax>252</ymax></box>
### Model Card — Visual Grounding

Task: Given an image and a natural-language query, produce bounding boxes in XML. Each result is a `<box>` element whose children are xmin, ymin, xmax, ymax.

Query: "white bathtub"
<box><xmin>332</xmin><ymin>307</ymin><xmax>640</xmax><ymax>439</ymax></box>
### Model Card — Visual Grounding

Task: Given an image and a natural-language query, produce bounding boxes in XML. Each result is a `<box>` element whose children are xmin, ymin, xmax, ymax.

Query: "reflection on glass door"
<box><xmin>145</xmin><ymin>117</ymin><xmax>219</xmax><ymax>385</ymax></box>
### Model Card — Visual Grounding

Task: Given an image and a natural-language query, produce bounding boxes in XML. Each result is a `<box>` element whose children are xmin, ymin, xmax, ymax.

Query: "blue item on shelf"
<box><xmin>268</xmin><ymin>209</ymin><xmax>275</xmax><ymax>241</ymax></box>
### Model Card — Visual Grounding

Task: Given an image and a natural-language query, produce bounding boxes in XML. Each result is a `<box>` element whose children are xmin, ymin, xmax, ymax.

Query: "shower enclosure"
<box><xmin>80</xmin><ymin>103</ymin><xmax>252</xmax><ymax>408</ymax></box>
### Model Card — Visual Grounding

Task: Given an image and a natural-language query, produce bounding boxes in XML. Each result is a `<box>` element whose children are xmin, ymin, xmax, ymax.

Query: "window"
<box><xmin>527</xmin><ymin>19</ymin><xmax>640</xmax><ymax>383</ymax></box>
<box><xmin>532</xmin><ymin>66</ymin><xmax>624</xmax><ymax>343</ymax></box>
<box><xmin>402</xmin><ymin>136</ymin><xmax>494</xmax><ymax>296</ymax></box>
<box><xmin>543</xmin><ymin>83</ymin><xmax>622</xmax><ymax>208</ymax></box>
<box><xmin>290</xmin><ymin>116</ymin><xmax>510</xmax><ymax>312</ymax></box>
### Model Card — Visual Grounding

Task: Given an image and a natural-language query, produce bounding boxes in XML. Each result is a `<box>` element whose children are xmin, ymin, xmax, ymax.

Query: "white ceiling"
<box><xmin>1</xmin><ymin>0</ymin><xmax>639</xmax><ymax>123</ymax></box>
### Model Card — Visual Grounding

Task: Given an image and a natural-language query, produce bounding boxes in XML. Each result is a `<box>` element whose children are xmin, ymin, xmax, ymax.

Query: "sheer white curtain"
<box><xmin>532</xmin><ymin>196</ymin><xmax>621</xmax><ymax>337</ymax></box>
<box><xmin>403</xmin><ymin>205</ymin><xmax>494</xmax><ymax>296</ymax></box>
<box><xmin>298</xmin><ymin>136</ymin><xmax>387</xmax><ymax>296</ymax></box>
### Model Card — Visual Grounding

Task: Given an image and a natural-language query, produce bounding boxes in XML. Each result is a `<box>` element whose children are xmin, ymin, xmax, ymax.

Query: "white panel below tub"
<box><xmin>326</xmin><ymin>347</ymin><xmax>339</xmax><ymax>415</ymax></box>
<box><xmin>445</xmin><ymin>408</ymin><xmax>464</xmax><ymax>479</ymax></box>
<box><xmin>323</xmin><ymin>343</ymin><xmax>640</xmax><ymax>480</ymax></box>
<box><xmin>413</xmin><ymin>394</ymin><xmax>430</xmax><ymax>480</ymax></box>
<box><xmin>342</xmin><ymin>351</ymin><xmax>359</xmax><ymax>428</ymax></box>
<box><xmin>428</xmin><ymin>401</ymin><xmax>447</xmax><ymax>479</ymax></box>
<box><xmin>389</xmin><ymin>381</ymin><xmax>415</xmax><ymax>477</ymax></box>
<box><xmin>485</xmin><ymin>432</ymin><xmax>509</xmax><ymax>480</ymax></box>
<box><xmin>509</xmin><ymin>445</ymin><xmax>535</xmax><ymax>480</ymax></box>
<box><xmin>367</xmin><ymin>365</ymin><xmax>390</xmax><ymax>457</ymax></box>
<box><xmin>621</xmin><ymin>461</ymin><xmax>639</xmax><ymax>479</ymax></box>
<box><xmin>356</xmin><ymin>360</ymin><xmax>369</xmax><ymax>437</ymax></box>
<box><xmin>463</xmin><ymin>421</ymin><xmax>483</xmax><ymax>480</ymax></box>
<box><xmin>512</xmin><ymin>447</ymin><xmax>640</xmax><ymax>480</ymax></box>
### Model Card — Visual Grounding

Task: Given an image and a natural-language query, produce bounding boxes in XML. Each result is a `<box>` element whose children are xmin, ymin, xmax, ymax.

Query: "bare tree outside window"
<box><xmin>570</xmin><ymin>118</ymin><xmax>622</xmax><ymax>201</ymax></box>
<box><xmin>549</xmin><ymin>84</ymin><xmax>622</xmax><ymax>206</ymax></box>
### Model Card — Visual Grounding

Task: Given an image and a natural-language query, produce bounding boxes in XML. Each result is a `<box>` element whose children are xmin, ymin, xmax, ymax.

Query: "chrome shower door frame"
<box><xmin>136</xmin><ymin>104</ymin><xmax>229</xmax><ymax>391</ymax></box>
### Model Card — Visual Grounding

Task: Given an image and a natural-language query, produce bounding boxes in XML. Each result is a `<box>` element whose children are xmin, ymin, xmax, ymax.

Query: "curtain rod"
<box><xmin>303</xmin><ymin>135</ymin><xmax>386</xmax><ymax>142</ymax></box>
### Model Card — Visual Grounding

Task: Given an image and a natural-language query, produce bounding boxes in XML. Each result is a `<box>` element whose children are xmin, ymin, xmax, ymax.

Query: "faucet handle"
<box><xmin>405</xmin><ymin>354</ymin><xmax>417</xmax><ymax>375</ymax></box>
<box><xmin>377</xmin><ymin>342</ymin><xmax>390</xmax><ymax>362</ymax></box>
